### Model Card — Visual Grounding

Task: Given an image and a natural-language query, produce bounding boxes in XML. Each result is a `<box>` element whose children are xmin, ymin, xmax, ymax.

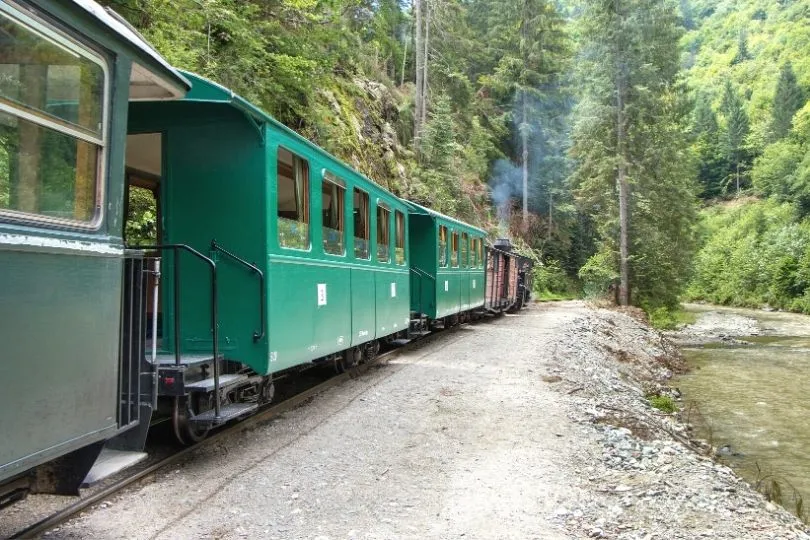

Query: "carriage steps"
<box><xmin>188</xmin><ymin>403</ymin><xmax>258</xmax><ymax>429</ymax></box>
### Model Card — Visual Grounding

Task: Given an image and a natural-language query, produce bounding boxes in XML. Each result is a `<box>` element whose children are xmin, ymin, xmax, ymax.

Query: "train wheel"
<box><xmin>260</xmin><ymin>378</ymin><xmax>275</xmax><ymax>404</ymax></box>
<box><xmin>172</xmin><ymin>396</ymin><xmax>210</xmax><ymax>445</ymax></box>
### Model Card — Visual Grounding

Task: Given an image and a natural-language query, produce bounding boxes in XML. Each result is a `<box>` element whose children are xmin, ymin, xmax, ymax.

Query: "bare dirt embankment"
<box><xmin>30</xmin><ymin>301</ymin><xmax>810</xmax><ymax>539</ymax></box>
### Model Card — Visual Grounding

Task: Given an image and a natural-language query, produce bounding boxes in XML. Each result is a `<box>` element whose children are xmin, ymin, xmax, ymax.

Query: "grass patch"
<box><xmin>535</xmin><ymin>290</ymin><xmax>578</xmax><ymax>302</ymax></box>
<box><xmin>647</xmin><ymin>394</ymin><xmax>678</xmax><ymax>413</ymax></box>
<box><xmin>648</xmin><ymin>306</ymin><xmax>697</xmax><ymax>330</ymax></box>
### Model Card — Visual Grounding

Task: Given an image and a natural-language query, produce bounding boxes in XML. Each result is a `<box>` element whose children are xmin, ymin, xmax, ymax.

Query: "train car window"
<box><xmin>376</xmin><ymin>205</ymin><xmax>390</xmax><ymax>263</ymax></box>
<box><xmin>439</xmin><ymin>225</ymin><xmax>448</xmax><ymax>267</ymax></box>
<box><xmin>0</xmin><ymin>5</ymin><xmax>108</xmax><ymax>226</ymax></box>
<box><xmin>470</xmin><ymin>237</ymin><xmax>478</xmax><ymax>267</ymax></box>
<box><xmin>478</xmin><ymin>238</ymin><xmax>484</xmax><ymax>268</ymax></box>
<box><xmin>353</xmin><ymin>188</ymin><xmax>370</xmax><ymax>259</ymax></box>
<box><xmin>395</xmin><ymin>210</ymin><xmax>405</xmax><ymax>265</ymax></box>
<box><xmin>277</xmin><ymin>147</ymin><xmax>310</xmax><ymax>250</ymax></box>
<box><xmin>461</xmin><ymin>233</ymin><xmax>469</xmax><ymax>268</ymax></box>
<box><xmin>451</xmin><ymin>232</ymin><xmax>459</xmax><ymax>267</ymax></box>
<box><xmin>321</xmin><ymin>173</ymin><xmax>345</xmax><ymax>255</ymax></box>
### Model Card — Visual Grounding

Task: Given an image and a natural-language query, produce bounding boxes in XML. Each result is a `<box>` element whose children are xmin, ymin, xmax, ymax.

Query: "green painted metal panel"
<box><xmin>0</xmin><ymin>1</ymin><xmax>166</xmax><ymax>484</ymax></box>
<box><xmin>405</xmin><ymin>204</ymin><xmax>486</xmax><ymax>320</ymax></box>
<box><xmin>129</xmin><ymin>73</ymin><xmax>414</xmax><ymax>377</ymax></box>
<box><xmin>128</xmin><ymin>100</ymin><xmax>268</xmax><ymax>373</ymax></box>
<box><xmin>0</xmin><ymin>248</ymin><xmax>121</xmax><ymax>482</ymax></box>
<box><xmin>374</xmin><ymin>269</ymin><xmax>410</xmax><ymax>335</ymax></box>
<box><xmin>350</xmin><ymin>268</ymin><xmax>376</xmax><ymax>346</ymax></box>
<box><xmin>407</xmin><ymin>214</ymin><xmax>437</xmax><ymax>317</ymax></box>
<box><xmin>266</xmin><ymin>257</ymin><xmax>353</xmax><ymax>370</ymax></box>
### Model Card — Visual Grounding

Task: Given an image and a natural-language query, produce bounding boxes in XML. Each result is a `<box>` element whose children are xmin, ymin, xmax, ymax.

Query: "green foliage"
<box><xmin>578</xmin><ymin>249</ymin><xmax>618</xmax><ymax>300</ymax></box>
<box><xmin>648</xmin><ymin>307</ymin><xmax>696</xmax><ymax>330</ymax></box>
<box><xmin>720</xmin><ymin>79</ymin><xmax>751</xmax><ymax>191</ymax></box>
<box><xmin>771</xmin><ymin>62</ymin><xmax>804</xmax><ymax>141</ymax></box>
<box><xmin>532</xmin><ymin>259</ymin><xmax>578</xmax><ymax>299</ymax></box>
<box><xmin>731</xmin><ymin>29</ymin><xmax>750</xmax><ymax>65</ymax></box>
<box><xmin>692</xmin><ymin>92</ymin><xmax>728</xmax><ymax>197</ymax></box>
<box><xmin>125</xmin><ymin>186</ymin><xmax>157</xmax><ymax>246</ymax></box>
<box><xmin>683</xmin><ymin>0</ymin><xmax>810</xmax><ymax>187</ymax></box>
<box><xmin>648</xmin><ymin>394</ymin><xmax>678</xmax><ymax>413</ymax></box>
<box><xmin>686</xmin><ymin>199</ymin><xmax>810</xmax><ymax>312</ymax></box>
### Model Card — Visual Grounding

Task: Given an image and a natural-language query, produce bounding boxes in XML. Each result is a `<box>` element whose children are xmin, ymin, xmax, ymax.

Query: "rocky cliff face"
<box><xmin>305</xmin><ymin>77</ymin><xmax>414</xmax><ymax>197</ymax></box>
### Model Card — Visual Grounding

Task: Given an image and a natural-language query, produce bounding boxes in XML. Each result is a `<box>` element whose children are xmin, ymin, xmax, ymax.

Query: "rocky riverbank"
<box><xmin>546</xmin><ymin>304</ymin><xmax>809</xmax><ymax>539</ymax></box>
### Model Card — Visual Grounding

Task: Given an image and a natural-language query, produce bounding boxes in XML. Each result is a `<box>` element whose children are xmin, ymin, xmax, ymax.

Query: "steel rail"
<box><xmin>10</xmin><ymin>324</ymin><xmax>464</xmax><ymax>539</ymax></box>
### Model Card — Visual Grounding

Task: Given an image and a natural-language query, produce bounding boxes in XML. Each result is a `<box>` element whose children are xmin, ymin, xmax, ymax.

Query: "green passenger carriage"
<box><xmin>406</xmin><ymin>202</ymin><xmax>487</xmax><ymax>323</ymax></box>
<box><xmin>0</xmin><ymin>0</ymin><xmax>190</xmax><ymax>498</ymax></box>
<box><xmin>125</xmin><ymin>72</ymin><xmax>411</xmax><ymax>440</ymax></box>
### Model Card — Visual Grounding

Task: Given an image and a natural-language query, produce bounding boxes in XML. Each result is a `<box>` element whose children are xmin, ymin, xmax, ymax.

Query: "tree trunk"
<box><xmin>414</xmin><ymin>0</ymin><xmax>423</xmax><ymax>152</ymax></box>
<box><xmin>546</xmin><ymin>185</ymin><xmax>554</xmax><ymax>243</ymax></box>
<box><xmin>421</xmin><ymin>0</ymin><xmax>430</xmax><ymax>130</ymax></box>
<box><xmin>616</xmin><ymin>0</ymin><xmax>630</xmax><ymax>306</ymax></box>
<box><xmin>400</xmin><ymin>32</ymin><xmax>408</xmax><ymax>87</ymax></box>
<box><xmin>522</xmin><ymin>91</ymin><xmax>529</xmax><ymax>228</ymax></box>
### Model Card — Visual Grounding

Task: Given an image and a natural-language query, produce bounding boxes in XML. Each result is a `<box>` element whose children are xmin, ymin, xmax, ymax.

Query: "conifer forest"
<box><xmin>103</xmin><ymin>0</ymin><xmax>810</xmax><ymax>321</ymax></box>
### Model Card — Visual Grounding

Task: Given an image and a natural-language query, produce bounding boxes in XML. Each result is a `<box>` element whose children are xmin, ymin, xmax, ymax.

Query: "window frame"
<box><xmin>376</xmin><ymin>202</ymin><xmax>391</xmax><ymax>264</ymax></box>
<box><xmin>394</xmin><ymin>209</ymin><xmax>405</xmax><ymax>265</ymax></box>
<box><xmin>461</xmin><ymin>232</ymin><xmax>469</xmax><ymax>268</ymax></box>
<box><xmin>451</xmin><ymin>231</ymin><xmax>459</xmax><ymax>268</ymax></box>
<box><xmin>321</xmin><ymin>170</ymin><xmax>346</xmax><ymax>257</ymax></box>
<box><xmin>353</xmin><ymin>187</ymin><xmax>370</xmax><ymax>260</ymax></box>
<box><xmin>438</xmin><ymin>225</ymin><xmax>448</xmax><ymax>268</ymax></box>
<box><xmin>276</xmin><ymin>145</ymin><xmax>311</xmax><ymax>251</ymax></box>
<box><xmin>0</xmin><ymin>1</ymin><xmax>111</xmax><ymax>230</ymax></box>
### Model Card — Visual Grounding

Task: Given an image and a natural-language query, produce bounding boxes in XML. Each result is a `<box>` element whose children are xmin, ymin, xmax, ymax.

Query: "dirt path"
<box><xmin>43</xmin><ymin>302</ymin><xmax>809</xmax><ymax>539</ymax></box>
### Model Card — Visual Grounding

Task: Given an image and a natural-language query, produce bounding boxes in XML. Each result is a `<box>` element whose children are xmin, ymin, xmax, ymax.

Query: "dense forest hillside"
<box><xmin>107</xmin><ymin>0</ymin><xmax>735</xmax><ymax>317</ymax></box>
<box><xmin>104</xmin><ymin>0</ymin><xmax>573</xmax><ymax>233</ymax></box>
<box><xmin>681</xmin><ymin>0</ymin><xmax>810</xmax><ymax>313</ymax></box>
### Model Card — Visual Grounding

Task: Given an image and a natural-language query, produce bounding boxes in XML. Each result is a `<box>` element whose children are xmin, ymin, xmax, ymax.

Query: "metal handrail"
<box><xmin>133</xmin><ymin>243</ymin><xmax>221</xmax><ymax>420</ymax></box>
<box><xmin>210</xmin><ymin>240</ymin><xmax>265</xmax><ymax>342</ymax></box>
<box><xmin>410</xmin><ymin>266</ymin><xmax>435</xmax><ymax>281</ymax></box>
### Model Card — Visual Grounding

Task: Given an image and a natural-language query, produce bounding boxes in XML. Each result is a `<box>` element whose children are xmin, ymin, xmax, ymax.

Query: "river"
<box><xmin>674</xmin><ymin>304</ymin><xmax>810</xmax><ymax>511</ymax></box>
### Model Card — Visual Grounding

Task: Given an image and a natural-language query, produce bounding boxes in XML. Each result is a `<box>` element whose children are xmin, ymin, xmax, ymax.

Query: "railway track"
<box><xmin>9</xmin><ymin>321</ymin><xmax>472</xmax><ymax>539</ymax></box>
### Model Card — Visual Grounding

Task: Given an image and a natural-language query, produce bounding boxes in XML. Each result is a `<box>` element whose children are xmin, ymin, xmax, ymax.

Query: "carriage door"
<box><xmin>124</xmin><ymin>133</ymin><xmax>163</xmax><ymax>338</ymax></box>
<box><xmin>116</xmin><ymin>133</ymin><xmax>163</xmax><ymax>433</ymax></box>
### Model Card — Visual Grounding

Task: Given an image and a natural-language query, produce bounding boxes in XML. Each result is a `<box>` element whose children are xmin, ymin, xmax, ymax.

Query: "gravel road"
<box><xmin>39</xmin><ymin>302</ymin><xmax>809</xmax><ymax>539</ymax></box>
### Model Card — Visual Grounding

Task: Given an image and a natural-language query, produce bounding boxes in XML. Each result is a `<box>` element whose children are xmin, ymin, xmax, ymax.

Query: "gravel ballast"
<box><xmin>34</xmin><ymin>301</ymin><xmax>810</xmax><ymax>539</ymax></box>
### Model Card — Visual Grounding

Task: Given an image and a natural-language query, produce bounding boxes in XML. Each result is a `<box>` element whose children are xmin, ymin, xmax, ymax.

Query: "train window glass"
<box><xmin>0</xmin><ymin>5</ymin><xmax>107</xmax><ymax>226</ymax></box>
<box><xmin>353</xmin><ymin>188</ymin><xmax>370</xmax><ymax>259</ymax></box>
<box><xmin>277</xmin><ymin>147</ymin><xmax>310</xmax><ymax>250</ymax></box>
<box><xmin>471</xmin><ymin>238</ymin><xmax>478</xmax><ymax>267</ymax></box>
<box><xmin>376</xmin><ymin>205</ymin><xmax>390</xmax><ymax>263</ymax></box>
<box><xmin>321</xmin><ymin>173</ymin><xmax>345</xmax><ymax>255</ymax></box>
<box><xmin>461</xmin><ymin>233</ymin><xmax>469</xmax><ymax>268</ymax></box>
<box><xmin>395</xmin><ymin>210</ymin><xmax>405</xmax><ymax>265</ymax></box>
<box><xmin>451</xmin><ymin>232</ymin><xmax>459</xmax><ymax>267</ymax></box>
<box><xmin>478</xmin><ymin>239</ymin><xmax>484</xmax><ymax>267</ymax></box>
<box><xmin>439</xmin><ymin>225</ymin><xmax>448</xmax><ymax>267</ymax></box>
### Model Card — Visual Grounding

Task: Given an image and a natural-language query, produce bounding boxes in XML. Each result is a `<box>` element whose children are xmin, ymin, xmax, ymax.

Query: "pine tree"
<box><xmin>692</xmin><ymin>92</ymin><xmax>727</xmax><ymax>198</ymax></box>
<box><xmin>732</xmin><ymin>29</ymin><xmax>749</xmax><ymax>65</ymax></box>
<box><xmin>771</xmin><ymin>62</ymin><xmax>804</xmax><ymax>141</ymax></box>
<box><xmin>571</xmin><ymin>0</ymin><xmax>698</xmax><ymax>310</ymax></box>
<box><xmin>721</xmin><ymin>80</ymin><xmax>750</xmax><ymax>193</ymax></box>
